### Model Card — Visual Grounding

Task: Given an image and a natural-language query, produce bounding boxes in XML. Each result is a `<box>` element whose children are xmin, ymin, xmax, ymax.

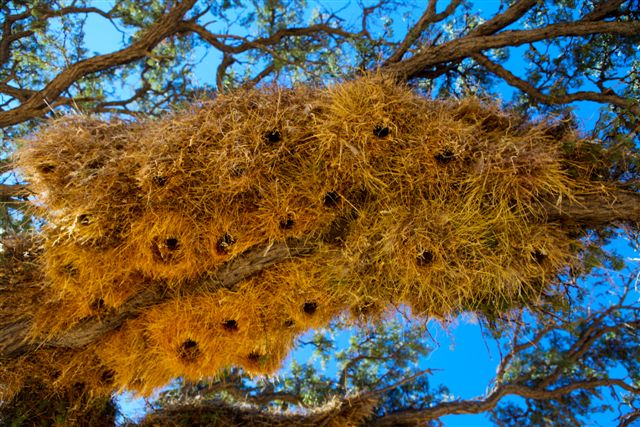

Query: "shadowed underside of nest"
<box><xmin>2</xmin><ymin>75</ymin><xmax>636</xmax><ymax>397</ymax></box>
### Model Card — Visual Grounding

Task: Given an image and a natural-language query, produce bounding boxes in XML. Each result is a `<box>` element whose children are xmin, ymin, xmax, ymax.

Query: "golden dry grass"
<box><xmin>9</xmin><ymin>75</ymin><xmax>605</xmax><ymax>395</ymax></box>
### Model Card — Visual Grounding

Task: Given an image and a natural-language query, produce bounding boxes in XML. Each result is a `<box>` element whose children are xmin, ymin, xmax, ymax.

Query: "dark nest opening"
<box><xmin>86</xmin><ymin>158</ymin><xmax>104</xmax><ymax>170</ymax></box>
<box><xmin>151</xmin><ymin>236</ymin><xmax>181</xmax><ymax>264</ymax></box>
<box><xmin>37</xmin><ymin>163</ymin><xmax>56</xmax><ymax>174</ymax></box>
<box><xmin>90</xmin><ymin>298</ymin><xmax>106</xmax><ymax>312</ymax></box>
<box><xmin>416</xmin><ymin>250</ymin><xmax>435</xmax><ymax>267</ymax></box>
<box><xmin>323</xmin><ymin>191</ymin><xmax>340</xmax><ymax>207</ymax></box>
<box><xmin>303</xmin><ymin>302</ymin><xmax>318</xmax><ymax>315</ymax></box>
<box><xmin>435</xmin><ymin>148</ymin><xmax>455</xmax><ymax>164</ymax></box>
<box><xmin>77</xmin><ymin>214</ymin><xmax>91</xmax><ymax>226</ymax></box>
<box><xmin>61</xmin><ymin>262</ymin><xmax>78</xmax><ymax>277</ymax></box>
<box><xmin>531</xmin><ymin>250</ymin><xmax>548</xmax><ymax>264</ymax></box>
<box><xmin>222</xmin><ymin>319</ymin><xmax>238</xmax><ymax>331</ymax></box>
<box><xmin>247</xmin><ymin>352</ymin><xmax>267</xmax><ymax>365</ymax></box>
<box><xmin>373</xmin><ymin>124</ymin><xmax>390</xmax><ymax>138</ymax></box>
<box><xmin>100</xmin><ymin>369</ymin><xmax>115</xmax><ymax>386</ymax></box>
<box><xmin>279</xmin><ymin>213</ymin><xmax>295</xmax><ymax>230</ymax></box>
<box><xmin>177</xmin><ymin>339</ymin><xmax>201</xmax><ymax>363</ymax></box>
<box><xmin>265</xmin><ymin>130</ymin><xmax>282</xmax><ymax>143</ymax></box>
<box><xmin>152</xmin><ymin>175</ymin><xmax>168</xmax><ymax>187</ymax></box>
<box><xmin>216</xmin><ymin>233</ymin><xmax>236</xmax><ymax>254</ymax></box>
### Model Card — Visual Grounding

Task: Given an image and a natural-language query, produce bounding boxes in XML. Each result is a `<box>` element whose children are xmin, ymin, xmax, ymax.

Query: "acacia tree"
<box><xmin>1</xmin><ymin>0</ymin><xmax>640</xmax><ymax>425</ymax></box>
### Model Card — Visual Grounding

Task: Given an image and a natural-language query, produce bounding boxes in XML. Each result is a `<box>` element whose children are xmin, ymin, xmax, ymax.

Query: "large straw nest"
<box><xmin>11</xmin><ymin>74</ymin><xmax>609</xmax><ymax>396</ymax></box>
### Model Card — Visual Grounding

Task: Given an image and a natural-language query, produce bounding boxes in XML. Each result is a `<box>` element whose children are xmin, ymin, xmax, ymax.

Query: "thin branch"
<box><xmin>467</xmin><ymin>0</ymin><xmax>538</xmax><ymax>36</ymax></box>
<box><xmin>384</xmin><ymin>0</ymin><xmax>463</xmax><ymax>64</ymax></box>
<box><xmin>243</xmin><ymin>62</ymin><xmax>276</xmax><ymax>89</ymax></box>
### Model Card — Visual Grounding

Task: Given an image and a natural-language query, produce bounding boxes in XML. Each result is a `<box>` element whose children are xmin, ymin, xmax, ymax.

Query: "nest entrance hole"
<box><xmin>222</xmin><ymin>319</ymin><xmax>238</xmax><ymax>331</ymax></box>
<box><xmin>265</xmin><ymin>130</ymin><xmax>282</xmax><ymax>143</ymax></box>
<box><xmin>416</xmin><ymin>250</ymin><xmax>435</xmax><ymax>267</ymax></box>
<box><xmin>323</xmin><ymin>191</ymin><xmax>340</xmax><ymax>207</ymax></box>
<box><xmin>90</xmin><ymin>298</ymin><xmax>106</xmax><ymax>312</ymax></box>
<box><xmin>37</xmin><ymin>164</ymin><xmax>56</xmax><ymax>174</ymax></box>
<box><xmin>373</xmin><ymin>125</ymin><xmax>390</xmax><ymax>138</ymax></box>
<box><xmin>151</xmin><ymin>236</ymin><xmax>181</xmax><ymax>263</ymax></box>
<box><xmin>152</xmin><ymin>175</ymin><xmax>168</xmax><ymax>187</ymax></box>
<box><xmin>216</xmin><ymin>233</ymin><xmax>236</xmax><ymax>254</ymax></box>
<box><xmin>435</xmin><ymin>149</ymin><xmax>455</xmax><ymax>164</ymax></box>
<box><xmin>247</xmin><ymin>352</ymin><xmax>267</xmax><ymax>365</ymax></box>
<box><xmin>86</xmin><ymin>159</ymin><xmax>104</xmax><ymax>170</ymax></box>
<box><xmin>100</xmin><ymin>369</ymin><xmax>115</xmax><ymax>385</ymax></box>
<box><xmin>303</xmin><ymin>302</ymin><xmax>318</xmax><ymax>315</ymax></box>
<box><xmin>531</xmin><ymin>250</ymin><xmax>548</xmax><ymax>264</ymax></box>
<box><xmin>61</xmin><ymin>262</ymin><xmax>78</xmax><ymax>277</ymax></box>
<box><xmin>178</xmin><ymin>339</ymin><xmax>201</xmax><ymax>362</ymax></box>
<box><xmin>77</xmin><ymin>214</ymin><xmax>91</xmax><ymax>226</ymax></box>
<box><xmin>279</xmin><ymin>213</ymin><xmax>295</xmax><ymax>230</ymax></box>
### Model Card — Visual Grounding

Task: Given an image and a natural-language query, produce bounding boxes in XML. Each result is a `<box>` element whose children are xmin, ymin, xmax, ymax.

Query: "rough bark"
<box><xmin>547</xmin><ymin>190</ymin><xmax>640</xmax><ymax>227</ymax></box>
<box><xmin>0</xmin><ymin>241</ymin><xmax>315</xmax><ymax>361</ymax></box>
<box><xmin>1</xmin><ymin>188</ymin><xmax>639</xmax><ymax>362</ymax></box>
<box><xmin>382</xmin><ymin>20</ymin><xmax>640</xmax><ymax>81</ymax></box>
<box><xmin>0</xmin><ymin>0</ymin><xmax>197</xmax><ymax>128</ymax></box>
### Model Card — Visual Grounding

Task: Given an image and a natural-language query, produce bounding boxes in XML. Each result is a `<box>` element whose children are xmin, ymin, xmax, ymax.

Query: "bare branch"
<box><xmin>546</xmin><ymin>190</ymin><xmax>640</xmax><ymax>227</ymax></box>
<box><xmin>183</xmin><ymin>21</ymin><xmax>356</xmax><ymax>56</ymax></box>
<box><xmin>472</xmin><ymin>52</ymin><xmax>640</xmax><ymax>114</ymax></box>
<box><xmin>0</xmin><ymin>183</ymin><xmax>29</xmax><ymax>199</ymax></box>
<box><xmin>384</xmin><ymin>0</ymin><xmax>463</xmax><ymax>64</ymax></box>
<box><xmin>371</xmin><ymin>379</ymin><xmax>639</xmax><ymax>426</ymax></box>
<box><xmin>582</xmin><ymin>0</ymin><xmax>627</xmax><ymax>21</ymax></box>
<box><xmin>468</xmin><ymin>0</ymin><xmax>538</xmax><ymax>36</ymax></box>
<box><xmin>385</xmin><ymin>19</ymin><xmax>640</xmax><ymax>81</ymax></box>
<box><xmin>216</xmin><ymin>53</ymin><xmax>235</xmax><ymax>92</ymax></box>
<box><xmin>243</xmin><ymin>62</ymin><xmax>276</xmax><ymax>89</ymax></box>
<box><xmin>0</xmin><ymin>0</ymin><xmax>198</xmax><ymax>128</ymax></box>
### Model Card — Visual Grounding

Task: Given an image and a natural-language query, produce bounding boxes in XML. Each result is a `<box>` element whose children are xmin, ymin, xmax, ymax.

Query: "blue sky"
<box><xmin>78</xmin><ymin>2</ymin><xmax>640</xmax><ymax>425</ymax></box>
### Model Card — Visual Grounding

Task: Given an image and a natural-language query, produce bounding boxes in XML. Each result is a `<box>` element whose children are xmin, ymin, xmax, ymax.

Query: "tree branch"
<box><xmin>546</xmin><ymin>190</ymin><xmax>640</xmax><ymax>228</ymax></box>
<box><xmin>384</xmin><ymin>19</ymin><xmax>640</xmax><ymax>81</ymax></box>
<box><xmin>467</xmin><ymin>0</ymin><xmax>537</xmax><ymax>36</ymax></box>
<box><xmin>0</xmin><ymin>184</ymin><xmax>29</xmax><ymax>199</ymax></box>
<box><xmin>0</xmin><ymin>0</ymin><xmax>197</xmax><ymax>128</ymax></box>
<box><xmin>182</xmin><ymin>21</ymin><xmax>356</xmax><ymax>56</ymax></box>
<box><xmin>0</xmin><ymin>240</ymin><xmax>316</xmax><ymax>361</ymax></box>
<box><xmin>370</xmin><ymin>379</ymin><xmax>639</xmax><ymax>425</ymax></box>
<box><xmin>472</xmin><ymin>52</ymin><xmax>640</xmax><ymax>114</ymax></box>
<box><xmin>384</xmin><ymin>0</ymin><xmax>463</xmax><ymax>65</ymax></box>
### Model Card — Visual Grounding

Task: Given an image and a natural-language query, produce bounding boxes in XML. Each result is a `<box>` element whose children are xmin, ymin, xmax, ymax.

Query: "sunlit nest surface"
<box><xmin>11</xmin><ymin>75</ymin><xmax>603</xmax><ymax>395</ymax></box>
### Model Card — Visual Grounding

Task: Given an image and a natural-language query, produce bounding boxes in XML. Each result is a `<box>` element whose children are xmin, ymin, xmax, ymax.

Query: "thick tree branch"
<box><xmin>582</xmin><ymin>0</ymin><xmax>627</xmax><ymax>21</ymax></box>
<box><xmin>0</xmin><ymin>0</ymin><xmax>197</xmax><ymax>128</ymax></box>
<box><xmin>547</xmin><ymin>190</ymin><xmax>640</xmax><ymax>227</ymax></box>
<box><xmin>0</xmin><ymin>240</ymin><xmax>315</xmax><ymax>360</ymax></box>
<box><xmin>384</xmin><ymin>20</ymin><xmax>640</xmax><ymax>81</ymax></box>
<box><xmin>182</xmin><ymin>21</ymin><xmax>356</xmax><ymax>56</ymax></box>
<box><xmin>0</xmin><ymin>183</ymin><xmax>28</xmax><ymax>199</ymax></box>
<box><xmin>370</xmin><ymin>379</ymin><xmax>639</xmax><ymax>425</ymax></box>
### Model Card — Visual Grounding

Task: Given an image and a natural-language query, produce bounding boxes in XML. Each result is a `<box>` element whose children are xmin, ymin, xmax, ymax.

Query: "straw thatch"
<box><xmin>8</xmin><ymin>75</ymin><xmax>613</xmax><ymax>395</ymax></box>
